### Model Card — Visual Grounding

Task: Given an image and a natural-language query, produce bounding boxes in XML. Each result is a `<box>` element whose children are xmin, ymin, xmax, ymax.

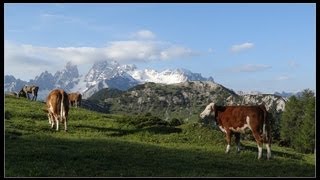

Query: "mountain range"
<box><xmin>4</xmin><ymin>60</ymin><xmax>214</xmax><ymax>100</ymax></box>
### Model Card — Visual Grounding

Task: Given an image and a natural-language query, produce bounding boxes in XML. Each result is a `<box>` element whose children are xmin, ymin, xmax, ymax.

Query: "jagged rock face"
<box><xmin>5</xmin><ymin>60</ymin><xmax>215</xmax><ymax>100</ymax></box>
<box><xmin>54</xmin><ymin>62</ymin><xmax>80</xmax><ymax>90</ymax></box>
<box><xmin>84</xmin><ymin>61</ymin><xmax>119</xmax><ymax>83</ymax></box>
<box><xmin>30</xmin><ymin>71</ymin><xmax>55</xmax><ymax>90</ymax></box>
<box><xmin>239</xmin><ymin>94</ymin><xmax>286</xmax><ymax>112</ymax></box>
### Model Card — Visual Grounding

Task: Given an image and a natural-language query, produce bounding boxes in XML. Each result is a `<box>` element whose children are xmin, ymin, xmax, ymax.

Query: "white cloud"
<box><xmin>229</xmin><ymin>64</ymin><xmax>272</xmax><ymax>73</ymax></box>
<box><xmin>4</xmin><ymin>31</ymin><xmax>198</xmax><ymax>81</ymax></box>
<box><xmin>288</xmin><ymin>60</ymin><xmax>299</xmax><ymax>68</ymax></box>
<box><xmin>231</xmin><ymin>42</ymin><xmax>254</xmax><ymax>53</ymax></box>
<box><xmin>132</xmin><ymin>30</ymin><xmax>156</xmax><ymax>39</ymax></box>
<box><xmin>275</xmin><ymin>75</ymin><xmax>291</xmax><ymax>81</ymax></box>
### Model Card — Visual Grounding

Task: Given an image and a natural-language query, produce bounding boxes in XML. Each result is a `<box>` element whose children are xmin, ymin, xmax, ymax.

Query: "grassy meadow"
<box><xmin>4</xmin><ymin>95</ymin><xmax>315</xmax><ymax>177</ymax></box>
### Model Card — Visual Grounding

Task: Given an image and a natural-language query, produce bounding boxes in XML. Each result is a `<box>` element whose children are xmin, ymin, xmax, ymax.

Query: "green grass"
<box><xmin>4</xmin><ymin>95</ymin><xmax>315</xmax><ymax>177</ymax></box>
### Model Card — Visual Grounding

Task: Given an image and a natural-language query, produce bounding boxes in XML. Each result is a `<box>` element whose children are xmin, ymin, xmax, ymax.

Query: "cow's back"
<box><xmin>217</xmin><ymin>106</ymin><xmax>265</xmax><ymax>129</ymax></box>
<box><xmin>47</xmin><ymin>89</ymin><xmax>63</xmax><ymax>115</ymax></box>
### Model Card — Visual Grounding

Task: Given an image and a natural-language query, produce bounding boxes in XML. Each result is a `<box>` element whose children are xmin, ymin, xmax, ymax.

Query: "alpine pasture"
<box><xmin>4</xmin><ymin>95</ymin><xmax>315</xmax><ymax>177</ymax></box>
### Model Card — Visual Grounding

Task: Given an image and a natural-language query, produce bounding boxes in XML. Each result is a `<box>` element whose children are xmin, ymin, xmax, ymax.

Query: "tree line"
<box><xmin>280</xmin><ymin>89</ymin><xmax>315</xmax><ymax>153</ymax></box>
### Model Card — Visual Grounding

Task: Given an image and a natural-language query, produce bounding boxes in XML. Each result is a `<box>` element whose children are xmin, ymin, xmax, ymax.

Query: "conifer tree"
<box><xmin>294</xmin><ymin>89</ymin><xmax>315</xmax><ymax>153</ymax></box>
<box><xmin>280</xmin><ymin>96</ymin><xmax>302</xmax><ymax>146</ymax></box>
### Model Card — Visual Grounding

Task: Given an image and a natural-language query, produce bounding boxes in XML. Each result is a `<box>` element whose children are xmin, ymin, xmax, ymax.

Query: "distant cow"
<box><xmin>68</xmin><ymin>92</ymin><xmax>82</xmax><ymax>108</ymax></box>
<box><xmin>18</xmin><ymin>85</ymin><xmax>39</xmax><ymax>101</ymax></box>
<box><xmin>46</xmin><ymin>89</ymin><xmax>69</xmax><ymax>131</ymax></box>
<box><xmin>200</xmin><ymin>103</ymin><xmax>271</xmax><ymax>159</ymax></box>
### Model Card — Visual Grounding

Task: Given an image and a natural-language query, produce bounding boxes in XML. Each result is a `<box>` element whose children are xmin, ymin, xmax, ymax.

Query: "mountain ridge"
<box><xmin>4</xmin><ymin>60</ymin><xmax>214</xmax><ymax>100</ymax></box>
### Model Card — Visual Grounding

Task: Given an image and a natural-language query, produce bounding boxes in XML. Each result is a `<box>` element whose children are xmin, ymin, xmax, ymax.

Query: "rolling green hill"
<box><xmin>4</xmin><ymin>95</ymin><xmax>315</xmax><ymax>177</ymax></box>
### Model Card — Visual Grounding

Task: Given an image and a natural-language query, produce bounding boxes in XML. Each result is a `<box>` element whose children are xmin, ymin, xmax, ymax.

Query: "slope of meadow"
<box><xmin>4</xmin><ymin>96</ymin><xmax>315</xmax><ymax>177</ymax></box>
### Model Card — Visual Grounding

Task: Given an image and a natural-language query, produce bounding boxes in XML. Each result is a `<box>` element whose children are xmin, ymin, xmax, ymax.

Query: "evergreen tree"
<box><xmin>294</xmin><ymin>89</ymin><xmax>315</xmax><ymax>153</ymax></box>
<box><xmin>280</xmin><ymin>96</ymin><xmax>303</xmax><ymax>146</ymax></box>
<box><xmin>280</xmin><ymin>89</ymin><xmax>315</xmax><ymax>153</ymax></box>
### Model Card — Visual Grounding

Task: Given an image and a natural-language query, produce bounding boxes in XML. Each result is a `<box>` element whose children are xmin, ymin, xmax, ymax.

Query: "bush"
<box><xmin>118</xmin><ymin>113</ymin><xmax>168</xmax><ymax>128</ymax></box>
<box><xmin>168</xmin><ymin>118</ymin><xmax>183</xmax><ymax>127</ymax></box>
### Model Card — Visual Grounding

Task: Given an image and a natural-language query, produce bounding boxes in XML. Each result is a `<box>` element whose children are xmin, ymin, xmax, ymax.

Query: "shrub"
<box><xmin>168</xmin><ymin>118</ymin><xmax>183</xmax><ymax>127</ymax></box>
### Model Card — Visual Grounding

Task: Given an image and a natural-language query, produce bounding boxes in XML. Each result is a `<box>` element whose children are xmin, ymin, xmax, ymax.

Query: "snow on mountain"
<box><xmin>4</xmin><ymin>60</ymin><xmax>215</xmax><ymax>100</ymax></box>
<box><xmin>127</xmin><ymin>68</ymin><xmax>214</xmax><ymax>84</ymax></box>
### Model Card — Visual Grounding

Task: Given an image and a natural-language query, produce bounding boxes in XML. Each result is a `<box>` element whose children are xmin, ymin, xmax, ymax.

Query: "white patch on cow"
<box><xmin>228</xmin><ymin>116</ymin><xmax>252</xmax><ymax>133</ymax></box>
<box><xmin>229</xmin><ymin>124</ymin><xmax>249</xmax><ymax>134</ymax></box>
<box><xmin>246</xmin><ymin>116</ymin><xmax>252</xmax><ymax>130</ymax></box>
<box><xmin>219</xmin><ymin>126</ymin><xmax>226</xmax><ymax>133</ymax></box>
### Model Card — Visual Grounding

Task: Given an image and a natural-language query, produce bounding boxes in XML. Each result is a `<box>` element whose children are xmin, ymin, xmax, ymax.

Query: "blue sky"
<box><xmin>4</xmin><ymin>3</ymin><xmax>316</xmax><ymax>93</ymax></box>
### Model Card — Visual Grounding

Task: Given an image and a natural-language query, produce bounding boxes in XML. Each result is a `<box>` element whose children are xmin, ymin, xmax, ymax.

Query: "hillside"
<box><xmin>88</xmin><ymin>81</ymin><xmax>286</xmax><ymax>140</ymax></box>
<box><xmin>4</xmin><ymin>95</ymin><xmax>315</xmax><ymax>177</ymax></box>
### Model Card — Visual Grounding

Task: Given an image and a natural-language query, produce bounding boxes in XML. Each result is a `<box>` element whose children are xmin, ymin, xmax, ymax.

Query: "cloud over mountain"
<box><xmin>5</xmin><ymin>30</ymin><xmax>199</xmax><ymax>81</ymax></box>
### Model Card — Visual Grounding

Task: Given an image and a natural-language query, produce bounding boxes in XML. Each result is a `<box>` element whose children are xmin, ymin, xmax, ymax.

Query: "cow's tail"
<box><xmin>262</xmin><ymin>105</ymin><xmax>269</xmax><ymax>143</ymax></box>
<box><xmin>60</xmin><ymin>92</ymin><xmax>65</xmax><ymax>123</ymax></box>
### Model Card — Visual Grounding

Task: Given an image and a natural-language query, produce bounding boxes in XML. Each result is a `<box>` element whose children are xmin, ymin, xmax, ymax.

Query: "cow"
<box><xmin>46</xmin><ymin>89</ymin><xmax>69</xmax><ymax>131</ymax></box>
<box><xmin>18</xmin><ymin>85</ymin><xmax>39</xmax><ymax>101</ymax></box>
<box><xmin>68</xmin><ymin>92</ymin><xmax>82</xmax><ymax>108</ymax></box>
<box><xmin>200</xmin><ymin>103</ymin><xmax>272</xmax><ymax>159</ymax></box>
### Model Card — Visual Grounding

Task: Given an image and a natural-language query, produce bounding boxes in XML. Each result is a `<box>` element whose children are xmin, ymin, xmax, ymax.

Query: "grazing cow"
<box><xmin>46</xmin><ymin>89</ymin><xmax>69</xmax><ymax>131</ymax></box>
<box><xmin>200</xmin><ymin>103</ymin><xmax>271</xmax><ymax>159</ymax></box>
<box><xmin>68</xmin><ymin>92</ymin><xmax>82</xmax><ymax>108</ymax></box>
<box><xmin>18</xmin><ymin>85</ymin><xmax>39</xmax><ymax>101</ymax></box>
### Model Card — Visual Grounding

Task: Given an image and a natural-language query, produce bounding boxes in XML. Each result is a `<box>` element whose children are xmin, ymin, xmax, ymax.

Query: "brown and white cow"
<box><xmin>18</xmin><ymin>85</ymin><xmax>39</xmax><ymax>101</ymax></box>
<box><xmin>46</xmin><ymin>89</ymin><xmax>69</xmax><ymax>131</ymax></box>
<box><xmin>68</xmin><ymin>92</ymin><xmax>82</xmax><ymax>108</ymax></box>
<box><xmin>200</xmin><ymin>103</ymin><xmax>272</xmax><ymax>159</ymax></box>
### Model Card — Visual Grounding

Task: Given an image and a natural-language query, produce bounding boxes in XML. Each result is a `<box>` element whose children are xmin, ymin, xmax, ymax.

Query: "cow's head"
<box><xmin>200</xmin><ymin>102</ymin><xmax>216</xmax><ymax>120</ymax></box>
<box><xmin>18</xmin><ymin>89</ymin><xmax>26</xmax><ymax>98</ymax></box>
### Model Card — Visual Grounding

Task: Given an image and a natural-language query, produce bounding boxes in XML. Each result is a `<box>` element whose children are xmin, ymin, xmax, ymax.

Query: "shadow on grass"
<box><xmin>5</xmin><ymin>135</ymin><xmax>315</xmax><ymax>177</ymax></box>
<box><xmin>73</xmin><ymin>124</ymin><xmax>182</xmax><ymax>137</ymax></box>
<box><xmin>240</xmin><ymin>144</ymin><xmax>304</xmax><ymax>160</ymax></box>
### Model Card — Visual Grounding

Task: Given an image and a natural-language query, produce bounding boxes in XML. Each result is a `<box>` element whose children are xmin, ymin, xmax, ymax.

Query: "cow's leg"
<box><xmin>265</xmin><ymin>126</ymin><xmax>272</xmax><ymax>159</ymax></box>
<box><xmin>32</xmin><ymin>92</ymin><xmax>37</xmax><ymax>101</ymax></box>
<box><xmin>64</xmin><ymin>116</ymin><xmax>68</xmax><ymax>132</ymax></box>
<box><xmin>225</xmin><ymin>130</ymin><xmax>232</xmax><ymax>154</ymax></box>
<box><xmin>48</xmin><ymin>113</ymin><xmax>54</xmax><ymax>128</ymax></box>
<box><xmin>55</xmin><ymin>116</ymin><xmax>59</xmax><ymax>131</ymax></box>
<box><xmin>235</xmin><ymin>133</ymin><xmax>241</xmax><ymax>153</ymax></box>
<box><xmin>265</xmin><ymin>133</ymin><xmax>272</xmax><ymax>159</ymax></box>
<box><xmin>252</xmin><ymin>132</ymin><xmax>263</xmax><ymax>159</ymax></box>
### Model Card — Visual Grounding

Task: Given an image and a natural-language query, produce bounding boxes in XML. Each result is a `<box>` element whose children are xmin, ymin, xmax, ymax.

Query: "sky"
<box><xmin>4</xmin><ymin>3</ymin><xmax>316</xmax><ymax>93</ymax></box>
